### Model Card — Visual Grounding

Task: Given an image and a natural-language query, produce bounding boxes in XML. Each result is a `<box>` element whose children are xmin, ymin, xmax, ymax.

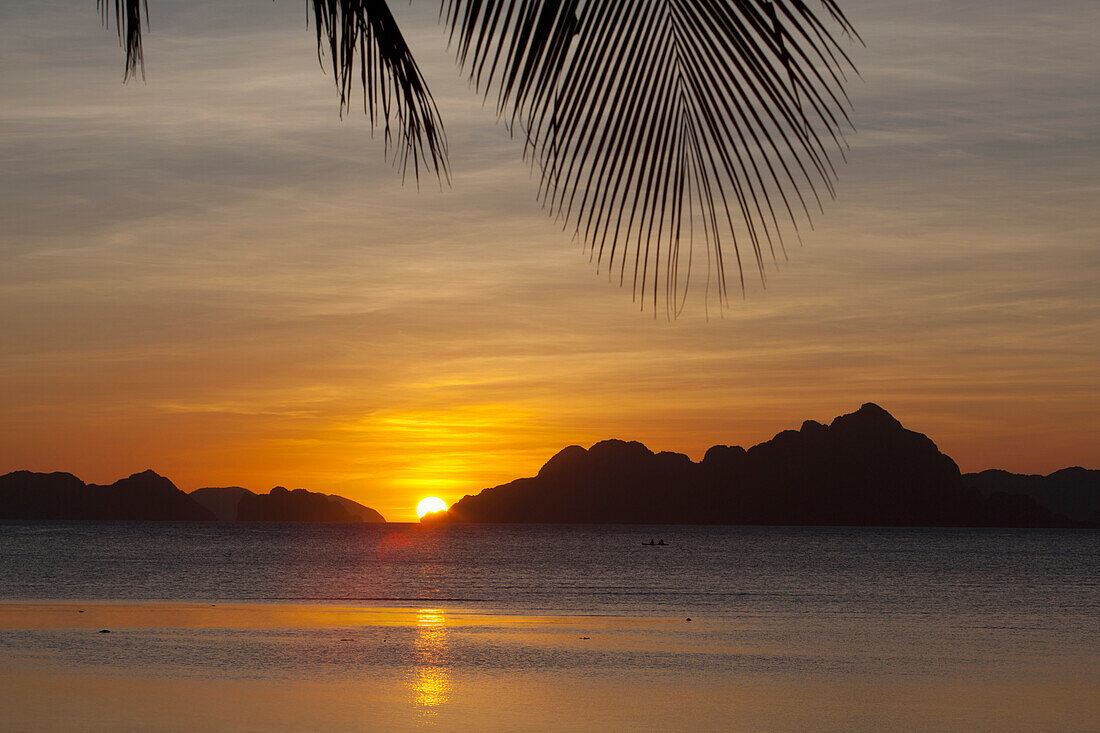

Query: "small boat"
<box><xmin>642</xmin><ymin>539</ymin><xmax>668</xmax><ymax>546</ymax></box>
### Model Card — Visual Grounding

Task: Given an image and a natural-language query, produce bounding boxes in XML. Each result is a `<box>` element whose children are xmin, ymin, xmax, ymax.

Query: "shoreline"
<box><xmin>0</xmin><ymin>600</ymin><xmax>667</xmax><ymax>630</ymax></box>
<box><xmin>2</xmin><ymin>601</ymin><xmax>1096</xmax><ymax>731</ymax></box>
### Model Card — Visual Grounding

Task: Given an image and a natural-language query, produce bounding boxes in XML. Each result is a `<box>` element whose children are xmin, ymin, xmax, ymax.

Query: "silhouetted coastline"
<box><xmin>0</xmin><ymin>472</ymin><xmax>385</xmax><ymax>523</ymax></box>
<box><xmin>443</xmin><ymin>404</ymin><xmax>1095</xmax><ymax>528</ymax></box>
<box><xmin>2</xmin><ymin>405</ymin><xmax>1095</xmax><ymax>527</ymax></box>
<box><xmin>0</xmin><ymin>470</ymin><xmax>213</xmax><ymax>521</ymax></box>
<box><xmin>233</xmin><ymin>486</ymin><xmax>384</xmax><ymax>523</ymax></box>
<box><xmin>189</xmin><ymin>485</ymin><xmax>384</xmax><ymax>522</ymax></box>
<box><xmin>963</xmin><ymin>467</ymin><xmax>1098</xmax><ymax>525</ymax></box>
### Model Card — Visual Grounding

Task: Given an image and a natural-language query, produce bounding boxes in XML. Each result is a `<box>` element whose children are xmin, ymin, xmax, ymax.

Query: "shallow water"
<box><xmin>1</xmin><ymin>523</ymin><xmax>1097</xmax><ymax>730</ymax></box>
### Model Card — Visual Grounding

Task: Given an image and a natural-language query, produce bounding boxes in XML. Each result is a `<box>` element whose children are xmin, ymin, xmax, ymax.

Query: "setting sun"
<box><xmin>416</xmin><ymin>497</ymin><xmax>448</xmax><ymax>518</ymax></box>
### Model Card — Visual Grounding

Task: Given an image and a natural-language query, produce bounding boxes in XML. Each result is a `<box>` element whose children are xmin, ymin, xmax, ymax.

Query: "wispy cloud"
<box><xmin>1</xmin><ymin>0</ymin><xmax>1097</xmax><ymax>519</ymax></box>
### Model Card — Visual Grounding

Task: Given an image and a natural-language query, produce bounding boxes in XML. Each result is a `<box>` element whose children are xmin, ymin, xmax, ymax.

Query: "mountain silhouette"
<box><xmin>447</xmin><ymin>404</ymin><xmax>1083</xmax><ymax>527</ymax></box>
<box><xmin>1</xmin><ymin>406</ymin><xmax>1091</xmax><ymax>527</ymax></box>
<box><xmin>963</xmin><ymin>468</ymin><xmax>1098</xmax><ymax>524</ymax></box>
<box><xmin>234</xmin><ymin>486</ymin><xmax>385</xmax><ymax>522</ymax></box>
<box><xmin>0</xmin><ymin>472</ymin><xmax>385</xmax><ymax>522</ymax></box>
<box><xmin>189</xmin><ymin>486</ymin><xmax>256</xmax><ymax>522</ymax></box>
<box><xmin>325</xmin><ymin>493</ymin><xmax>386</xmax><ymax>523</ymax></box>
<box><xmin>0</xmin><ymin>469</ymin><xmax>213</xmax><ymax>521</ymax></box>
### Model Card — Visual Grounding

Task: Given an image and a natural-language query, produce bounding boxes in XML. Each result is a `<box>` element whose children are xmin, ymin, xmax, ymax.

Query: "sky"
<box><xmin>1</xmin><ymin>0</ymin><xmax>1097</xmax><ymax>521</ymax></box>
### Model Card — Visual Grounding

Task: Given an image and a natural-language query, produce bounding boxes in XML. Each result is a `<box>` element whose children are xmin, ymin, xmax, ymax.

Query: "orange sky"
<box><xmin>1</xmin><ymin>1</ymin><xmax>1097</xmax><ymax>521</ymax></box>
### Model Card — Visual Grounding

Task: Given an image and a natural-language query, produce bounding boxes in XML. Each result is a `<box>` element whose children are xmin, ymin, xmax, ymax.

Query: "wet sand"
<box><xmin>1</xmin><ymin>602</ymin><xmax>1096</xmax><ymax>731</ymax></box>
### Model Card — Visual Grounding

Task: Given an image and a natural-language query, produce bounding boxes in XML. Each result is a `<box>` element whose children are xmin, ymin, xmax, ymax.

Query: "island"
<box><xmin>193</xmin><ymin>486</ymin><xmax>385</xmax><ymax>523</ymax></box>
<box><xmin>2</xmin><ymin>404</ymin><xmax>1095</xmax><ymax>526</ymax></box>
<box><xmin>0</xmin><ymin>472</ymin><xmax>385</xmax><ymax>523</ymax></box>
<box><xmin>443</xmin><ymin>404</ymin><xmax>1096</xmax><ymax>527</ymax></box>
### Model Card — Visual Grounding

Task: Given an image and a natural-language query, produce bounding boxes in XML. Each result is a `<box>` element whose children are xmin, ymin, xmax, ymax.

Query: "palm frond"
<box><xmin>444</xmin><ymin>0</ymin><xmax>860</xmax><ymax>314</ymax></box>
<box><xmin>310</xmin><ymin>1</ymin><xmax>448</xmax><ymax>182</ymax></box>
<box><xmin>98</xmin><ymin>0</ymin><xmax>147</xmax><ymax>82</ymax></box>
<box><xmin>95</xmin><ymin>0</ymin><xmax>859</xmax><ymax>312</ymax></box>
<box><xmin>98</xmin><ymin>0</ymin><xmax>448</xmax><ymax>182</ymax></box>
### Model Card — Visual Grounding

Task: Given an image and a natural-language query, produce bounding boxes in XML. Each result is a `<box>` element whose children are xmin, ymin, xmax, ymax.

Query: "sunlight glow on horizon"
<box><xmin>416</xmin><ymin>497</ymin><xmax>448</xmax><ymax>518</ymax></box>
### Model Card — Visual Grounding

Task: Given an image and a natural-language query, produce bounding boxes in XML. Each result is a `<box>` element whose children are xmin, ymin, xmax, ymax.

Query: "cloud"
<box><xmin>0</xmin><ymin>0</ymin><xmax>1097</xmax><ymax>518</ymax></box>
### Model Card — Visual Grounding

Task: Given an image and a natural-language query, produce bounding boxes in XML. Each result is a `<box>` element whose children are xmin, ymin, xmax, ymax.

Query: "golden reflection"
<box><xmin>411</xmin><ymin>609</ymin><xmax>449</xmax><ymax>712</ymax></box>
<box><xmin>412</xmin><ymin>666</ymin><xmax>448</xmax><ymax>709</ymax></box>
<box><xmin>416</xmin><ymin>609</ymin><xmax>446</xmax><ymax>631</ymax></box>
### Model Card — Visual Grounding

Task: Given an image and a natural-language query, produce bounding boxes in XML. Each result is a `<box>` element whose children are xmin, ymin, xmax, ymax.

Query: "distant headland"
<box><xmin>1</xmin><ymin>404</ymin><xmax>1095</xmax><ymax>527</ymax></box>
<box><xmin>0</xmin><ymin>472</ymin><xmax>385</xmax><ymax>523</ymax></box>
<box><xmin>442</xmin><ymin>404</ymin><xmax>1097</xmax><ymax>528</ymax></box>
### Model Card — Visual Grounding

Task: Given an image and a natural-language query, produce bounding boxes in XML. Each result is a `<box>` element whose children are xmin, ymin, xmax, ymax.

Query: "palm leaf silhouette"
<box><xmin>97</xmin><ymin>0</ymin><xmax>448</xmax><ymax>182</ymax></box>
<box><xmin>98</xmin><ymin>0</ymin><xmax>146</xmax><ymax>82</ymax></box>
<box><xmin>309</xmin><ymin>0</ymin><xmax>449</xmax><ymax>182</ymax></box>
<box><xmin>97</xmin><ymin>0</ymin><xmax>859</xmax><ymax>314</ymax></box>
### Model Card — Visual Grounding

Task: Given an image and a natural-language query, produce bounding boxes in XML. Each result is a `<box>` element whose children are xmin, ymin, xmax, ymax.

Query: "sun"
<box><xmin>416</xmin><ymin>496</ymin><xmax>448</xmax><ymax>518</ymax></box>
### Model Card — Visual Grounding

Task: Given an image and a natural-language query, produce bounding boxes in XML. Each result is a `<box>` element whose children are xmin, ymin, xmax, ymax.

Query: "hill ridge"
<box><xmin>446</xmin><ymin>404</ymin><xmax>1090</xmax><ymax>527</ymax></box>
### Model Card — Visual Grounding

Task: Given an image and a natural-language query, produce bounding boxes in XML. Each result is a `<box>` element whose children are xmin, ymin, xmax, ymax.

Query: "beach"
<box><xmin>3</xmin><ymin>523</ymin><xmax>1097</xmax><ymax>730</ymax></box>
<box><xmin>2</xmin><ymin>600</ymin><xmax>1097</xmax><ymax>731</ymax></box>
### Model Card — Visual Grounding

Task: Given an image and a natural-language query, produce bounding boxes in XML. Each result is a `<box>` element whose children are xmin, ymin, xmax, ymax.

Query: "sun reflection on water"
<box><xmin>411</xmin><ymin>609</ymin><xmax>449</xmax><ymax>713</ymax></box>
<box><xmin>412</xmin><ymin>665</ymin><xmax>449</xmax><ymax>709</ymax></box>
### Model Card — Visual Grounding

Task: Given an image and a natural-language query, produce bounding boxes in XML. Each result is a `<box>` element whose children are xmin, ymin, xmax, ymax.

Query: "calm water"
<box><xmin>1</xmin><ymin>523</ymin><xmax>1097</xmax><ymax>730</ymax></box>
<box><xmin>2</xmin><ymin>522</ymin><xmax>1097</xmax><ymax>615</ymax></box>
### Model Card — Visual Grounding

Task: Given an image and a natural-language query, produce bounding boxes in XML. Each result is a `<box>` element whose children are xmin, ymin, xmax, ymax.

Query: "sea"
<box><xmin>1</xmin><ymin>522</ymin><xmax>1097</xmax><ymax>730</ymax></box>
<box><xmin>3</xmin><ymin>522</ymin><xmax>1097</xmax><ymax>613</ymax></box>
